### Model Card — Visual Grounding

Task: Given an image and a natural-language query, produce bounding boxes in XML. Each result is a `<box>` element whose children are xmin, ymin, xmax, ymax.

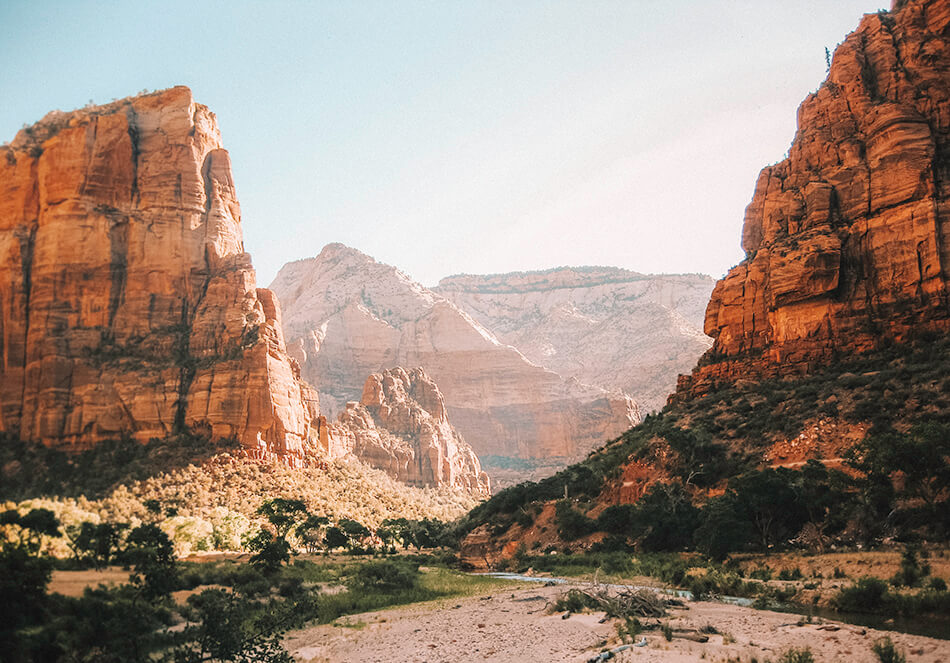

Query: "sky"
<box><xmin>0</xmin><ymin>1</ymin><xmax>888</xmax><ymax>287</ymax></box>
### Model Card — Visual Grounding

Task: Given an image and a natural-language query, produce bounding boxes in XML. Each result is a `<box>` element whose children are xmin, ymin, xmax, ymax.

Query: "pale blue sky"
<box><xmin>1</xmin><ymin>1</ymin><xmax>887</xmax><ymax>286</ymax></box>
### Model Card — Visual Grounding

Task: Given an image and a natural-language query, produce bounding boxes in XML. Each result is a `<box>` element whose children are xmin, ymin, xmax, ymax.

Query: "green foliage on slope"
<box><xmin>458</xmin><ymin>337</ymin><xmax>950</xmax><ymax>551</ymax></box>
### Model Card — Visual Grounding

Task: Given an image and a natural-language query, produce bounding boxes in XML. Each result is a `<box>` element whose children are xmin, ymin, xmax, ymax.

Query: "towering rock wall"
<box><xmin>0</xmin><ymin>87</ymin><xmax>319</xmax><ymax>458</ymax></box>
<box><xmin>319</xmin><ymin>367</ymin><xmax>490</xmax><ymax>495</ymax></box>
<box><xmin>270</xmin><ymin>244</ymin><xmax>639</xmax><ymax>461</ymax></box>
<box><xmin>435</xmin><ymin>268</ymin><xmax>713</xmax><ymax>413</ymax></box>
<box><xmin>678</xmin><ymin>0</ymin><xmax>950</xmax><ymax>396</ymax></box>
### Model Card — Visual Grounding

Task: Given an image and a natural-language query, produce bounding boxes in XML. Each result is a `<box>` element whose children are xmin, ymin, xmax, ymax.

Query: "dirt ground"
<box><xmin>49</xmin><ymin>568</ymin><xmax>130</xmax><ymax>597</ymax></box>
<box><xmin>284</xmin><ymin>581</ymin><xmax>950</xmax><ymax>663</ymax></box>
<box><xmin>735</xmin><ymin>549</ymin><xmax>950</xmax><ymax>581</ymax></box>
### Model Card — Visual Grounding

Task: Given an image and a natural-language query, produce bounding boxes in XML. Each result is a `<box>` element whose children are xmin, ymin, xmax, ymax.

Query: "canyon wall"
<box><xmin>318</xmin><ymin>367</ymin><xmax>490</xmax><ymax>495</ymax></box>
<box><xmin>436</xmin><ymin>268</ymin><xmax>713</xmax><ymax>413</ymax></box>
<box><xmin>0</xmin><ymin>87</ymin><xmax>321</xmax><ymax>459</ymax></box>
<box><xmin>677</xmin><ymin>0</ymin><xmax>950</xmax><ymax>397</ymax></box>
<box><xmin>270</xmin><ymin>244</ymin><xmax>640</xmax><ymax>461</ymax></box>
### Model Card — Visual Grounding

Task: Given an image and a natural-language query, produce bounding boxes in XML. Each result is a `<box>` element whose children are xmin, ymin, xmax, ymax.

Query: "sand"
<box><xmin>285</xmin><ymin>582</ymin><xmax>950</xmax><ymax>663</ymax></box>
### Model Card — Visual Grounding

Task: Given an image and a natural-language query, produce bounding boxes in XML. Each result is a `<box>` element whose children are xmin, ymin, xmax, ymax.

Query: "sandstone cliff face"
<box><xmin>679</xmin><ymin>0</ymin><xmax>950</xmax><ymax>396</ymax></box>
<box><xmin>0</xmin><ymin>87</ymin><xmax>319</xmax><ymax>459</ymax></box>
<box><xmin>318</xmin><ymin>367</ymin><xmax>490</xmax><ymax>495</ymax></box>
<box><xmin>270</xmin><ymin>244</ymin><xmax>640</xmax><ymax>461</ymax></box>
<box><xmin>435</xmin><ymin>268</ymin><xmax>713</xmax><ymax>413</ymax></box>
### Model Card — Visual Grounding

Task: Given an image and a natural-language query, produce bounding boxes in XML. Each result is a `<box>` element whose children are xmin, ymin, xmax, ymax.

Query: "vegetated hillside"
<box><xmin>458</xmin><ymin>0</ymin><xmax>950</xmax><ymax>564</ymax></box>
<box><xmin>1</xmin><ymin>432</ymin><xmax>478</xmax><ymax>557</ymax></box>
<box><xmin>458</xmin><ymin>336</ymin><xmax>950</xmax><ymax>565</ymax></box>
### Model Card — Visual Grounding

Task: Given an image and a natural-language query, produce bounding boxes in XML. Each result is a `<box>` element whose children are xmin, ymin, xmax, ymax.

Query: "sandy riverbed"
<box><xmin>285</xmin><ymin>582</ymin><xmax>950</xmax><ymax>663</ymax></box>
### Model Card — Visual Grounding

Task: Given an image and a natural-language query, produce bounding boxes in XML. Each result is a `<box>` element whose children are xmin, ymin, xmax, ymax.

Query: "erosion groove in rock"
<box><xmin>319</xmin><ymin>367</ymin><xmax>490</xmax><ymax>495</ymax></box>
<box><xmin>0</xmin><ymin>87</ymin><xmax>320</xmax><ymax>461</ymax></box>
<box><xmin>677</xmin><ymin>0</ymin><xmax>950</xmax><ymax>398</ymax></box>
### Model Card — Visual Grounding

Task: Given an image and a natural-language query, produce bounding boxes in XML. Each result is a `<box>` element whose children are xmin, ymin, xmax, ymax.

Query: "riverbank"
<box><xmin>284</xmin><ymin>580</ymin><xmax>950</xmax><ymax>662</ymax></box>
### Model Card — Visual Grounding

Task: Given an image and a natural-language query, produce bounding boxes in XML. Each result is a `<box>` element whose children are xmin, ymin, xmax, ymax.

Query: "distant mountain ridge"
<box><xmin>269</xmin><ymin>244</ymin><xmax>641</xmax><ymax>471</ymax></box>
<box><xmin>436</xmin><ymin>267</ymin><xmax>714</xmax><ymax>413</ymax></box>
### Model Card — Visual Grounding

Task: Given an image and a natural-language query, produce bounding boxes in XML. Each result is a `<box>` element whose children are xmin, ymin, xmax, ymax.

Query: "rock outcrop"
<box><xmin>435</xmin><ymin>268</ymin><xmax>713</xmax><ymax>413</ymax></box>
<box><xmin>0</xmin><ymin>87</ymin><xmax>320</xmax><ymax>459</ymax></box>
<box><xmin>678</xmin><ymin>0</ymin><xmax>950</xmax><ymax>397</ymax></box>
<box><xmin>318</xmin><ymin>367</ymin><xmax>490</xmax><ymax>495</ymax></box>
<box><xmin>269</xmin><ymin>244</ymin><xmax>640</xmax><ymax>462</ymax></box>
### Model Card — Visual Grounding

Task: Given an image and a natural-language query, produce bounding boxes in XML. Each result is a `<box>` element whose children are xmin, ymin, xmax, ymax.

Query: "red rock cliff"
<box><xmin>678</xmin><ymin>0</ymin><xmax>950</xmax><ymax>396</ymax></box>
<box><xmin>318</xmin><ymin>367</ymin><xmax>491</xmax><ymax>495</ymax></box>
<box><xmin>0</xmin><ymin>87</ymin><xmax>319</xmax><ymax>458</ymax></box>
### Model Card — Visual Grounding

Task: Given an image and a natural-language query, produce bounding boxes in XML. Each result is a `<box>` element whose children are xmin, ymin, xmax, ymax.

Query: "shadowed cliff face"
<box><xmin>0</xmin><ymin>87</ymin><xmax>319</xmax><ymax>459</ymax></box>
<box><xmin>678</xmin><ymin>0</ymin><xmax>950</xmax><ymax>397</ymax></box>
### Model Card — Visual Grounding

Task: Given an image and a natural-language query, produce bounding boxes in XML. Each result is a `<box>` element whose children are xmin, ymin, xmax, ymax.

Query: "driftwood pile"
<box><xmin>558</xmin><ymin>579</ymin><xmax>667</xmax><ymax>619</ymax></box>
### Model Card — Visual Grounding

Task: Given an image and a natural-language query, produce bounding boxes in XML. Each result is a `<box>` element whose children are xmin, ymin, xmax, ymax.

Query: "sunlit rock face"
<box><xmin>270</xmin><ymin>244</ymin><xmax>640</xmax><ymax>462</ymax></box>
<box><xmin>0</xmin><ymin>87</ymin><xmax>320</xmax><ymax>460</ymax></box>
<box><xmin>319</xmin><ymin>367</ymin><xmax>490</xmax><ymax>495</ymax></box>
<box><xmin>677</xmin><ymin>0</ymin><xmax>950</xmax><ymax>397</ymax></box>
<box><xmin>435</xmin><ymin>268</ymin><xmax>714</xmax><ymax>414</ymax></box>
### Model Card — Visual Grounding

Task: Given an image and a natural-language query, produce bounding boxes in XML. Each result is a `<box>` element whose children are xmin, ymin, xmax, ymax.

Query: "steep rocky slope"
<box><xmin>436</xmin><ymin>268</ymin><xmax>713</xmax><ymax>413</ymax></box>
<box><xmin>678</xmin><ymin>0</ymin><xmax>950</xmax><ymax>397</ymax></box>
<box><xmin>459</xmin><ymin>0</ymin><xmax>950</xmax><ymax>562</ymax></box>
<box><xmin>318</xmin><ymin>367</ymin><xmax>490</xmax><ymax>495</ymax></box>
<box><xmin>0</xmin><ymin>88</ymin><xmax>490</xmax><ymax>495</ymax></box>
<box><xmin>0</xmin><ymin>87</ymin><xmax>319</xmax><ymax>460</ymax></box>
<box><xmin>269</xmin><ymin>244</ymin><xmax>639</xmax><ymax>463</ymax></box>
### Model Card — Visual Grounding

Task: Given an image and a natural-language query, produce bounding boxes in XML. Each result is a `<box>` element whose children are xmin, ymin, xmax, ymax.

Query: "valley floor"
<box><xmin>284</xmin><ymin>581</ymin><xmax>950</xmax><ymax>663</ymax></box>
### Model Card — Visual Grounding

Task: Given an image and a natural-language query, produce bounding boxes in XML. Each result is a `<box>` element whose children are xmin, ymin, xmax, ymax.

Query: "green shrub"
<box><xmin>346</xmin><ymin>559</ymin><xmax>420</xmax><ymax>594</ymax></box>
<box><xmin>778</xmin><ymin>567</ymin><xmax>804</xmax><ymax>581</ymax></box>
<box><xmin>833</xmin><ymin>577</ymin><xmax>893</xmax><ymax>613</ymax></box>
<box><xmin>554</xmin><ymin>500</ymin><xmax>596</xmax><ymax>541</ymax></box>
<box><xmin>872</xmin><ymin>636</ymin><xmax>906</xmax><ymax>663</ymax></box>
<box><xmin>778</xmin><ymin>648</ymin><xmax>815</xmax><ymax>663</ymax></box>
<box><xmin>891</xmin><ymin>544</ymin><xmax>930</xmax><ymax>587</ymax></box>
<box><xmin>554</xmin><ymin>589</ymin><xmax>600</xmax><ymax>613</ymax></box>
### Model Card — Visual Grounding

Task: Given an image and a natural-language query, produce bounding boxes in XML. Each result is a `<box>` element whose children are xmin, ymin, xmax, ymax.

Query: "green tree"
<box><xmin>338</xmin><ymin>518</ymin><xmax>371</xmax><ymax>550</ymax></box>
<box><xmin>247</xmin><ymin>530</ymin><xmax>291</xmax><ymax>573</ymax></box>
<box><xmin>629</xmin><ymin>482</ymin><xmax>700</xmax><ymax>552</ymax></box>
<box><xmin>248</xmin><ymin>499</ymin><xmax>311</xmax><ymax>571</ymax></box>
<box><xmin>172</xmin><ymin>589</ymin><xmax>294</xmax><ymax>663</ymax></box>
<box><xmin>0</xmin><ymin>509</ymin><xmax>61</xmax><ymax>658</ymax></box>
<box><xmin>65</xmin><ymin>521</ymin><xmax>128</xmax><ymax>569</ymax></box>
<box><xmin>728</xmin><ymin>468</ymin><xmax>807</xmax><ymax>550</ymax></box>
<box><xmin>124</xmin><ymin>524</ymin><xmax>178</xmax><ymax>599</ymax></box>
<box><xmin>256</xmin><ymin>499</ymin><xmax>309</xmax><ymax>539</ymax></box>
<box><xmin>323</xmin><ymin>526</ymin><xmax>349</xmax><ymax>551</ymax></box>
<box><xmin>296</xmin><ymin>514</ymin><xmax>330</xmax><ymax>553</ymax></box>
<box><xmin>695</xmin><ymin>494</ymin><xmax>752</xmax><ymax>560</ymax></box>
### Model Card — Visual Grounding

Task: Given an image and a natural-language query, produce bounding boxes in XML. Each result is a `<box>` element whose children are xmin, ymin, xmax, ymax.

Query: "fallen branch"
<box><xmin>555</xmin><ymin>578</ymin><xmax>667</xmax><ymax>619</ymax></box>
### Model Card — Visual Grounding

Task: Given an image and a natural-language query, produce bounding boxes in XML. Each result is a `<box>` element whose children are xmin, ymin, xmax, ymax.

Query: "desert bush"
<box><xmin>872</xmin><ymin>636</ymin><xmax>906</xmax><ymax>663</ymax></box>
<box><xmin>777</xmin><ymin>648</ymin><xmax>815</xmax><ymax>663</ymax></box>
<box><xmin>553</xmin><ymin>588</ymin><xmax>601</xmax><ymax>613</ymax></box>
<box><xmin>833</xmin><ymin>577</ymin><xmax>893</xmax><ymax>613</ymax></box>
<box><xmin>345</xmin><ymin>559</ymin><xmax>420</xmax><ymax>593</ymax></box>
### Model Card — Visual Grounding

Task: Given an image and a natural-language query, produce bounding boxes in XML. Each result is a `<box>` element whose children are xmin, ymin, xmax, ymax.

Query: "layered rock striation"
<box><xmin>270</xmin><ymin>244</ymin><xmax>640</xmax><ymax>461</ymax></box>
<box><xmin>678</xmin><ymin>0</ymin><xmax>950</xmax><ymax>397</ymax></box>
<box><xmin>318</xmin><ymin>367</ymin><xmax>490</xmax><ymax>495</ymax></box>
<box><xmin>0</xmin><ymin>87</ymin><xmax>320</xmax><ymax>459</ymax></box>
<box><xmin>436</xmin><ymin>268</ymin><xmax>713</xmax><ymax>413</ymax></box>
